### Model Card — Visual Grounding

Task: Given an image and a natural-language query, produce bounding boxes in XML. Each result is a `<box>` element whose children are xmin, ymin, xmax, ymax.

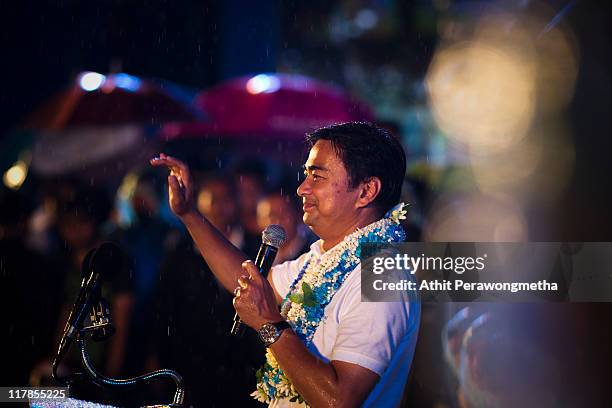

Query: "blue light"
<box><xmin>113</xmin><ymin>73</ymin><xmax>142</xmax><ymax>92</ymax></box>
<box><xmin>246</xmin><ymin>74</ymin><xmax>281</xmax><ymax>94</ymax></box>
<box><xmin>355</xmin><ymin>9</ymin><xmax>378</xmax><ymax>30</ymax></box>
<box><xmin>78</xmin><ymin>71</ymin><xmax>106</xmax><ymax>91</ymax></box>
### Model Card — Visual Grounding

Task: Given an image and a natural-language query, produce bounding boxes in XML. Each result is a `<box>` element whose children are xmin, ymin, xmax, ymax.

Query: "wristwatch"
<box><xmin>258</xmin><ymin>321</ymin><xmax>291</xmax><ymax>347</ymax></box>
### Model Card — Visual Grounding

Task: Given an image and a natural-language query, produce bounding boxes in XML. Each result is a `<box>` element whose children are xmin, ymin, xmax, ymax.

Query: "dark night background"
<box><xmin>2</xmin><ymin>1</ymin><xmax>612</xmax><ymax>237</ymax></box>
<box><xmin>1</xmin><ymin>1</ymin><xmax>612</xmax><ymax>407</ymax></box>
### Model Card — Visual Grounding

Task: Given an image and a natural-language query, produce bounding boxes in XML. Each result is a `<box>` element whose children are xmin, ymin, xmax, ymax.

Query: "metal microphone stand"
<box><xmin>55</xmin><ymin>296</ymin><xmax>185</xmax><ymax>407</ymax></box>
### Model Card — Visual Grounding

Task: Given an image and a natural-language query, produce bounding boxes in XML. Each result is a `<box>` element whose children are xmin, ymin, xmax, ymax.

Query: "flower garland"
<box><xmin>251</xmin><ymin>203</ymin><xmax>409</xmax><ymax>405</ymax></box>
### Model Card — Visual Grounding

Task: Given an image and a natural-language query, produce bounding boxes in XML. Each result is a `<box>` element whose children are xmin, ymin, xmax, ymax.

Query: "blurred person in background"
<box><xmin>154</xmin><ymin>172</ymin><xmax>263</xmax><ymax>407</ymax></box>
<box><xmin>256</xmin><ymin>192</ymin><xmax>313</xmax><ymax>265</ymax></box>
<box><xmin>232</xmin><ymin>159</ymin><xmax>268</xmax><ymax>246</ymax></box>
<box><xmin>109</xmin><ymin>170</ymin><xmax>181</xmax><ymax>377</ymax></box>
<box><xmin>195</xmin><ymin>173</ymin><xmax>259</xmax><ymax>256</ymax></box>
<box><xmin>27</xmin><ymin>182</ymin><xmax>63</xmax><ymax>256</ymax></box>
<box><xmin>29</xmin><ymin>181</ymin><xmax>134</xmax><ymax>400</ymax></box>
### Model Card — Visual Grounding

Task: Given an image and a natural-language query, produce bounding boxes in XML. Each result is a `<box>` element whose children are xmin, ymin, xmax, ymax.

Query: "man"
<box><xmin>151</xmin><ymin>122</ymin><xmax>420</xmax><ymax>407</ymax></box>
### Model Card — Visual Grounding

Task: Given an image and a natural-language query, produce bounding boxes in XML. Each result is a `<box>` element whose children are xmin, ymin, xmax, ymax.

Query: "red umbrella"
<box><xmin>26</xmin><ymin>72</ymin><xmax>199</xmax><ymax>129</ymax></box>
<box><xmin>161</xmin><ymin>73</ymin><xmax>373</xmax><ymax>141</ymax></box>
<box><xmin>21</xmin><ymin>72</ymin><xmax>202</xmax><ymax>179</ymax></box>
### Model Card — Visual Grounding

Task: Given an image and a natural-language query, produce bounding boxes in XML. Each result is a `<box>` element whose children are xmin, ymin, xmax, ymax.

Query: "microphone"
<box><xmin>54</xmin><ymin>242</ymin><xmax>123</xmax><ymax>367</ymax></box>
<box><xmin>231</xmin><ymin>224</ymin><xmax>287</xmax><ymax>336</ymax></box>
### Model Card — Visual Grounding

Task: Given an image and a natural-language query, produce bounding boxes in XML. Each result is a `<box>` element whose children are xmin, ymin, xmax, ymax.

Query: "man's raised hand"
<box><xmin>150</xmin><ymin>153</ymin><xmax>195</xmax><ymax>217</ymax></box>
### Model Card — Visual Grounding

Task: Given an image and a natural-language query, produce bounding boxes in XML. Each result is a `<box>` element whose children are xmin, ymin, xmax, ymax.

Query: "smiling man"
<box><xmin>151</xmin><ymin>122</ymin><xmax>420</xmax><ymax>407</ymax></box>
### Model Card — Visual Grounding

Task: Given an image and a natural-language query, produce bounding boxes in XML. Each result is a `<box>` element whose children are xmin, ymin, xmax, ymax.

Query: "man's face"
<box><xmin>297</xmin><ymin>140</ymin><xmax>361</xmax><ymax>239</ymax></box>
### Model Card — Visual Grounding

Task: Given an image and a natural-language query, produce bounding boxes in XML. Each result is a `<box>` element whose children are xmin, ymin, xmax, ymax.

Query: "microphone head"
<box><xmin>262</xmin><ymin>224</ymin><xmax>287</xmax><ymax>249</ymax></box>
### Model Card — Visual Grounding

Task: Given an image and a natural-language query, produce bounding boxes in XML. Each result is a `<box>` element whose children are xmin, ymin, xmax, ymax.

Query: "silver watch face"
<box><xmin>259</xmin><ymin>323</ymin><xmax>279</xmax><ymax>345</ymax></box>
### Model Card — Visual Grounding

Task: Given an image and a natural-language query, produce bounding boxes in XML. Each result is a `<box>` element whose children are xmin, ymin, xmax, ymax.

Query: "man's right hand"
<box><xmin>150</xmin><ymin>153</ymin><xmax>195</xmax><ymax>217</ymax></box>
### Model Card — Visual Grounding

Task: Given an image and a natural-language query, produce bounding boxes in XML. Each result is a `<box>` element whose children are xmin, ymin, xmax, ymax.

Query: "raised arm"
<box><xmin>150</xmin><ymin>153</ymin><xmax>251</xmax><ymax>294</ymax></box>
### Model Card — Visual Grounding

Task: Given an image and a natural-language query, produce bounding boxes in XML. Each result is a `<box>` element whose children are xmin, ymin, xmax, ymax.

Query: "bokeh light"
<box><xmin>246</xmin><ymin>74</ymin><xmax>281</xmax><ymax>94</ymax></box>
<box><xmin>426</xmin><ymin>26</ymin><xmax>537</xmax><ymax>153</ymax></box>
<box><xmin>424</xmin><ymin>193</ymin><xmax>528</xmax><ymax>242</ymax></box>
<box><xmin>424</xmin><ymin>2</ymin><xmax>580</xmax><ymax>240</ymax></box>
<box><xmin>3</xmin><ymin>160</ymin><xmax>28</xmax><ymax>190</ymax></box>
<box><xmin>112</xmin><ymin>73</ymin><xmax>142</xmax><ymax>92</ymax></box>
<box><xmin>469</xmin><ymin>137</ymin><xmax>542</xmax><ymax>195</ymax></box>
<box><xmin>78</xmin><ymin>71</ymin><xmax>106</xmax><ymax>91</ymax></box>
<box><xmin>427</xmin><ymin>6</ymin><xmax>578</xmax><ymax>154</ymax></box>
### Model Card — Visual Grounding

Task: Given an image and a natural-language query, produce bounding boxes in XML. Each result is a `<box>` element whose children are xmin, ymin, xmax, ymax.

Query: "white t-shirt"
<box><xmin>270</xmin><ymin>240</ymin><xmax>420</xmax><ymax>408</ymax></box>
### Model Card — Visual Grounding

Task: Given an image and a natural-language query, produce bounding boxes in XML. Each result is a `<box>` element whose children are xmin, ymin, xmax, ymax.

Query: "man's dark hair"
<box><xmin>306</xmin><ymin>122</ymin><xmax>406</xmax><ymax>215</ymax></box>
